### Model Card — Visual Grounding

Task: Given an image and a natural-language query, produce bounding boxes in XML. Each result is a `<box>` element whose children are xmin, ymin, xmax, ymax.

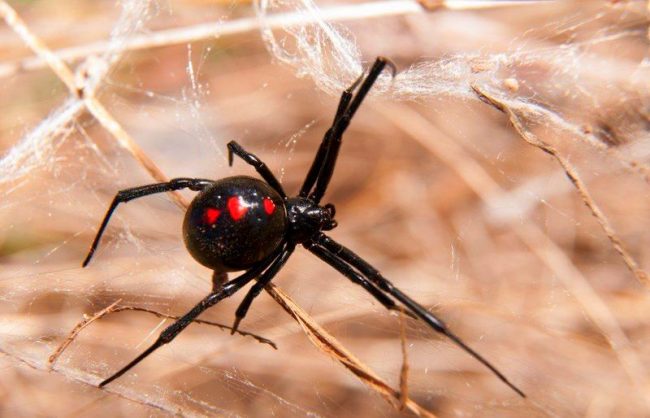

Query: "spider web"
<box><xmin>1</xmin><ymin>0</ymin><xmax>649</xmax><ymax>416</ymax></box>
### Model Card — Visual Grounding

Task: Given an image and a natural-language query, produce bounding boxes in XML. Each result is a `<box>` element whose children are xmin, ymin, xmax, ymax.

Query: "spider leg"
<box><xmin>313</xmin><ymin>233</ymin><xmax>526</xmax><ymax>398</ymax></box>
<box><xmin>308</xmin><ymin>57</ymin><xmax>396</xmax><ymax>204</ymax></box>
<box><xmin>98</xmin><ymin>261</ymin><xmax>270</xmax><ymax>388</ymax></box>
<box><xmin>306</xmin><ymin>241</ymin><xmax>406</xmax><ymax>315</ymax></box>
<box><xmin>299</xmin><ymin>73</ymin><xmax>363</xmax><ymax>198</ymax></box>
<box><xmin>212</xmin><ymin>271</ymin><xmax>228</xmax><ymax>292</ymax></box>
<box><xmin>227</xmin><ymin>141</ymin><xmax>286</xmax><ymax>198</ymax></box>
<box><xmin>83</xmin><ymin>178</ymin><xmax>215</xmax><ymax>267</ymax></box>
<box><xmin>230</xmin><ymin>243</ymin><xmax>296</xmax><ymax>334</ymax></box>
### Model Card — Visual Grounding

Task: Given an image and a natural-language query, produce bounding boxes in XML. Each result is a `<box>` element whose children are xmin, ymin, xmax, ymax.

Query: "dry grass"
<box><xmin>1</xmin><ymin>0</ymin><xmax>649</xmax><ymax>417</ymax></box>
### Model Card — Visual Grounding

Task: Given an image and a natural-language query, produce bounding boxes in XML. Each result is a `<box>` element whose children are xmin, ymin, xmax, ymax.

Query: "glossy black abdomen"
<box><xmin>183</xmin><ymin>176</ymin><xmax>287</xmax><ymax>272</ymax></box>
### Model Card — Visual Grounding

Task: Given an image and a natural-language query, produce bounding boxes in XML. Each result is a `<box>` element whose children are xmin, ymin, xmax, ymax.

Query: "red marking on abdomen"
<box><xmin>227</xmin><ymin>196</ymin><xmax>248</xmax><ymax>221</ymax></box>
<box><xmin>263</xmin><ymin>197</ymin><xmax>276</xmax><ymax>215</ymax></box>
<box><xmin>203</xmin><ymin>207</ymin><xmax>221</xmax><ymax>225</ymax></box>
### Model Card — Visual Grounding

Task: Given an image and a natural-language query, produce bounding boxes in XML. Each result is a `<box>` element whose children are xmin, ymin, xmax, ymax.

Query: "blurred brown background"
<box><xmin>1</xmin><ymin>0</ymin><xmax>649</xmax><ymax>416</ymax></box>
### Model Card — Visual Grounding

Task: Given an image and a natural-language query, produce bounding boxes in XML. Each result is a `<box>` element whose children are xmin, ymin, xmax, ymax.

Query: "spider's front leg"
<box><xmin>299</xmin><ymin>72</ymin><xmax>363</xmax><ymax>198</ymax></box>
<box><xmin>83</xmin><ymin>178</ymin><xmax>215</xmax><ymax>267</ymax></box>
<box><xmin>305</xmin><ymin>57</ymin><xmax>396</xmax><ymax>204</ymax></box>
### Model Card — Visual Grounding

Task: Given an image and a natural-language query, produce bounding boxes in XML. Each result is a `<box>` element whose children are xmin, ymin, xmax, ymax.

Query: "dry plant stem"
<box><xmin>48</xmin><ymin>299</ymin><xmax>123</xmax><ymax>368</ymax></box>
<box><xmin>472</xmin><ymin>64</ymin><xmax>650</xmax><ymax>185</ymax></box>
<box><xmin>0</xmin><ymin>0</ymin><xmax>552</xmax><ymax>80</ymax></box>
<box><xmin>81</xmin><ymin>98</ymin><xmax>187</xmax><ymax>208</ymax></box>
<box><xmin>0</xmin><ymin>0</ymin><xmax>423</xmax><ymax>79</ymax></box>
<box><xmin>398</xmin><ymin>309</ymin><xmax>410</xmax><ymax>411</ymax></box>
<box><xmin>418</xmin><ymin>0</ymin><xmax>551</xmax><ymax>11</ymax></box>
<box><xmin>0</xmin><ymin>2</ymin><xmax>87</xmax><ymax>182</ymax></box>
<box><xmin>471</xmin><ymin>84</ymin><xmax>649</xmax><ymax>289</ymax></box>
<box><xmin>0</xmin><ymin>1</ymin><xmax>76</xmax><ymax>90</ymax></box>
<box><xmin>0</xmin><ymin>0</ymin><xmax>187</xmax><ymax>208</ymax></box>
<box><xmin>48</xmin><ymin>302</ymin><xmax>277</xmax><ymax>368</ymax></box>
<box><xmin>108</xmin><ymin>305</ymin><xmax>277</xmax><ymax>348</ymax></box>
<box><xmin>1</xmin><ymin>3</ymin><xmax>431</xmax><ymax>414</ymax></box>
<box><xmin>376</xmin><ymin>102</ymin><xmax>650</xmax><ymax>411</ymax></box>
<box><xmin>264</xmin><ymin>283</ymin><xmax>436</xmax><ymax>418</ymax></box>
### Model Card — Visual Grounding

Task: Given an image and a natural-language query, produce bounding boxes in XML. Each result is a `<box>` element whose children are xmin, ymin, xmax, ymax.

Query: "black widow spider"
<box><xmin>83</xmin><ymin>57</ymin><xmax>525</xmax><ymax>397</ymax></box>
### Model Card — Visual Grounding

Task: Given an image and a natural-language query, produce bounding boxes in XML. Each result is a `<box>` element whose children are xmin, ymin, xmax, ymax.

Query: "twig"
<box><xmin>0</xmin><ymin>2</ymin><xmax>88</xmax><ymax>185</ymax></box>
<box><xmin>0</xmin><ymin>0</ymin><xmax>551</xmax><ymax>80</ymax></box>
<box><xmin>110</xmin><ymin>305</ymin><xmax>277</xmax><ymax>348</ymax></box>
<box><xmin>0</xmin><ymin>1</ymin><xmax>76</xmax><ymax>90</ymax></box>
<box><xmin>0</xmin><ymin>1</ymin><xmax>421</xmax><ymax>79</ymax></box>
<box><xmin>81</xmin><ymin>97</ymin><xmax>188</xmax><ymax>208</ymax></box>
<box><xmin>0</xmin><ymin>0</ymin><xmax>187</xmax><ymax>208</ymax></box>
<box><xmin>265</xmin><ymin>283</ymin><xmax>437</xmax><ymax>418</ymax></box>
<box><xmin>48</xmin><ymin>299</ymin><xmax>123</xmax><ymax>367</ymax></box>
<box><xmin>472</xmin><ymin>84</ymin><xmax>649</xmax><ymax>289</ymax></box>
<box><xmin>398</xmin><ymin>308</ymin><xmax>410</xmax><ymax>411</ymax></box>
<box><xmin>377</xmin><ymin>102</ymin><xmax>650</xmax><ymax>412</ymax></box>
<box><xmin>48</xmin><ymin>300</ymin><xmax>277</xmax><ymax>368</ymax></box>
<box><xmin>418</xmin><ymin>0</ymin><xmax>553</xmax><ymax>11</ymax></box>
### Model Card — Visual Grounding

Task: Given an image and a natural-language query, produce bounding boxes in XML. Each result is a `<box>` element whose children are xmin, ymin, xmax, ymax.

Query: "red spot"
<box><xmin>228</xmin><ymin>196</ymin><xmax>248</xmax><ymax>221</ymax></box>
<box><xmin>263</xmin><ymin>197</ymin><xmax>276</xmax><ymax>215</ymax></box>
<box><xmin>203</xmin><ymin>207</ymin><xmax>221</xmax><ymax>225</ymax></box>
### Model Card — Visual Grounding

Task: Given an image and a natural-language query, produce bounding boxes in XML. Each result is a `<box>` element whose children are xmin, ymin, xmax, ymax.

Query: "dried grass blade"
<box><xmin>378</xmin><ymin>101</ymin><xmax>650</xmax><ymax>412</ymax></box>
<box><xmin>48</xmin><ymin>299</ymin><xmax>123</xmax><ymax>367</ymax></box>
<box><xmin>265</xmin><ymin>283</ymin><xmax>437</xmax><ymax>418</ymax></box>
<box><xmin>472</xmin><ymin>84</ymin><xmax>649</xmax><ymax>289</ymax></box>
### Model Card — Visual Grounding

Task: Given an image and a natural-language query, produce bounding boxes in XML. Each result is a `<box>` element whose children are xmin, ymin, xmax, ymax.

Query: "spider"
<box><xmin>83</xmin><ymin>57</ymin><xmax>525</xmax><ymax>397</ymax></box>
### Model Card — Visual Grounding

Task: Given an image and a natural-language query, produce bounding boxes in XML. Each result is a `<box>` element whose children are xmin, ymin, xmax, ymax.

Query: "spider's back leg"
<box><xmin>312</xmin><ymin>233</ymin><xmax>526</xmax><ymax>398</ymax></box>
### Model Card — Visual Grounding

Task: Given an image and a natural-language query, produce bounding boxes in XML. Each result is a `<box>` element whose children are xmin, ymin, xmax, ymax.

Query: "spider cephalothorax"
<box><xmin>82</xmin><ymin>57</ymin><xmax>525</xmax><ymax>398</ymax></box>
<box><xmin>285</xmin><ymin>197</ymin><xmax>337</xmax><ymax>242</ymax></box>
